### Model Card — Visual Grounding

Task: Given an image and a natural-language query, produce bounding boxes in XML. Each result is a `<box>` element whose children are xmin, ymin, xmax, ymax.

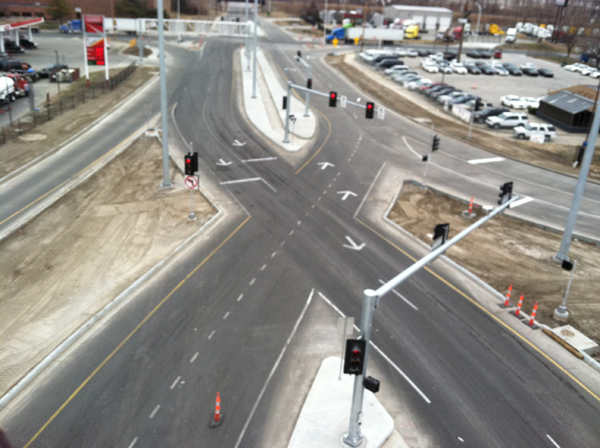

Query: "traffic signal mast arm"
<box><xmin>287</xmin><ymin>82</ymin><xmax>370</xmax><ymax>110</ymax></box>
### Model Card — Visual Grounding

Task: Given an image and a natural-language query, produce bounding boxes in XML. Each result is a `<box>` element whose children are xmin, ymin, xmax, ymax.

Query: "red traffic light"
<box><xmin>367</xmin><ymin>104</ymin><xmax>373</xmax><ymax>110</ymax></box>
<box><xmin>329</xmin><ymin>91</ymin><xmax>337</xmax><ymax>107</ymax></box>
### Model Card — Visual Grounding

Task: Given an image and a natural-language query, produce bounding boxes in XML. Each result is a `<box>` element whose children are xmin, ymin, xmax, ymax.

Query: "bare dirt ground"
<box><xmin>326</xmin><ymin>54</ymin><xmax>600</xmax><ymax>179</ymax></box>
<box><xmin>388</xmin><ymin>183</ymin><xmax>600</xmax><ymax>358</ymax></box>
<box><xmin>0</xmin><ymin>67</ymin><xmax>156</xmax><ymax>179</ymax></box>
<box><xmin>0</xmin><ymin>136</ymin><xmax>215</xmax><ymax>395</ymax></box>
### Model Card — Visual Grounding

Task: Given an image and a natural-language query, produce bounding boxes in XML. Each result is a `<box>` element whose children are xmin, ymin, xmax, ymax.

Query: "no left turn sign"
<box><xmin>185</xmin><ymin>175</ymin><xmax>198</xmax><ymax>189</ymax></box>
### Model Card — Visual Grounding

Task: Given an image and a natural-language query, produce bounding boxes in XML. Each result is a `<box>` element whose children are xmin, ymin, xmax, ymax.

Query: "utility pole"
<box><xmin>157</xmin><ymin>0</ymin><xmax>172</xmax><ymax>189</ymax></box>
<box><xmin>323</xmin><ymin>0</ymin><xmax>328</xmax><ymax>47</ymax></box>
<box><xmin>252</xmin><ymin>0</ymin><xmax>258</xmax><ymax>98</ymax></box>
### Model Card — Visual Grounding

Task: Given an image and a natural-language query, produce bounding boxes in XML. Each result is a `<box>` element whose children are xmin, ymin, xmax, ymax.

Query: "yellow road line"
<box><xmin>0</xmin><ymin>127</ymin><xmax>142</xmax><ymax>227</ymax></box>
<box><xmin>23</xmin><ymin>216</ymin><xmax>251</xmax><ymax>448</ymax></box>
<box><xmin>355</xmin><ymin>217</ymin><xmax>600</xmax><ymax>404</ymax></box>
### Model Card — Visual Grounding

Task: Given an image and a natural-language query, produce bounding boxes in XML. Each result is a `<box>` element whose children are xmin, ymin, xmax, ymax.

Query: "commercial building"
<box><xmin>384</xmin><ymin>5</ymin><xmax>453</xmax><ymax>33</ymax></box>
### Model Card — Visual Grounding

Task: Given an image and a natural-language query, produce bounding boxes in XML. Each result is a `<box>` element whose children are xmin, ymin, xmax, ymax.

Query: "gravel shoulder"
<box><xmin>388</xmin><ymin>182</ymin><xmax>600</xmax><ymax>356</ymax></box>
<box><xmin>0</xmin><ymin>136</ymin><xmax>215</xmax><ymax>396</ymax></box>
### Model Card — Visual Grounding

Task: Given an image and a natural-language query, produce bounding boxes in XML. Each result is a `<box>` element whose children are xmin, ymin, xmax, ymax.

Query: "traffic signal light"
<box><xmin>432</xmin><ymin>223</ymin><xmax>449</xmax><ymax>250</ymax></box>
<box><xmin>282</xmin><ymin>96</ymin><xmax>287</xmax><ymax>110</ymax></box>
<box><xmin>366</xmin><ymin>102</ymin><xmax>374</xmax><ymax>119</ymax></box>
<box><xmin>343</xmin><ymin>339</ymin><xmax>366</xmax><ymax>375</ymax></box>
<box><xmin>307</xmin><ymin>78</ymin><xmax>312</xmax><ymax>89</ymax></box>
<box><xmin>329</xmin><ymin>91</ymin><xmax>337</xmax><ymax>107</ymax></box>
<box><xmin>185</xmin><ymin>152</ymin><xmax>198</xmax><ymax>175</ymax></box>
<box><xmin>297</xmin><ymin>50</ymin><xmax>302</xmax><ymax>59</ymax></box>
<box><xmin>498</xmin><ymin>181</ymin><xmax>513</xmax><ymax>205</ymax></box>
<box><xmin>432</xmin><ymin>135</ymin><xmax>440</xmax><ymax>152</ymax></box>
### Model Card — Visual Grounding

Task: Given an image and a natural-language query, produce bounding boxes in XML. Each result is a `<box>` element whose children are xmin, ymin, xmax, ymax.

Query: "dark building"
<box><xmin>537</xmin><ymin>85</ymin><xmax>598</xmax><ymax>133</ymax></box>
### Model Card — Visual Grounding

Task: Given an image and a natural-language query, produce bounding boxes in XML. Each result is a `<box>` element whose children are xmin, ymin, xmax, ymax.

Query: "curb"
<box><xmin>0</xmin><ymin>71</ymin><xmax>160</xmax><ymax>186</ymax></box>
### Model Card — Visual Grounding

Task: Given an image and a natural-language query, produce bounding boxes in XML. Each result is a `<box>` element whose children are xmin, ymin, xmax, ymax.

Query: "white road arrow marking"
<box><xmin>216</xmin><ymin>159</ymin><xmax>232</xmax><ymax>166</ymax></box>
<box><xmin>343</xmin><ymin>236</ymin><xmax>365</xmax><ymax>251</ymax></box>
<box><xmin>232</xmin><ymin>140</ymin><xmax>247</xmax><ymax>146</ymax></box>
<box><xmin>318</xmin><ymin>162</ymin><xmax>334</xmax><ymax>170</ymax></box>
<box><xmin>337</xmin><ymin>191</ymin><xmax>357</xmax><ymax>201</ymax></box>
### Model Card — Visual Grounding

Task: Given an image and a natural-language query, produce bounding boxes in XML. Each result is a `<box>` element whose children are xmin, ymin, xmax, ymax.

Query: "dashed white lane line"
<box><xmin>223</xmin><ymin>312</ymin><xmax>230</xmax><ymax>320</ymax></box>
<box><xmin>318</xmin><ymin>197</ymin><xmax>322</xmax><ymax>201</ymax></box>
<box><xmin>311</xmin><ymin>204</ymin><xmax>316</xmax><ymax>208</ymax></box>
<box><xmin>190</xmin><ymin>352</ymin><xmax>199</xmax><ymax>363</ymax></box>
<box><xmin>208</xmin><ymin>330</ymin><xmax>215</xmax><ymax>339</ymax></box>
<box><xmin>347</xmin><ymin>158</ymin><xmax>352</xmax><ymax>162</ymax></box>
<box><xmin>170</xmin><ymin>376</ymin><xmax>181</xmax><ymax>390</ymax></box>
<box><xmin>458</xmin><ymin>436</ymin><xmax>464</xmax><ymax>442</ymax></box>
<box><xmin>149</xmin><ymin>405</ymin><xmax>160</xmax><ymax>419</ymax></box>
<box><xmin>323</xmin><ymin>190</ymin><xmax>327</xmax><ymax>194</ymax></box>
<box><xmin>260</xmin><ymin>264</ymin><xmax>267</xmax><ymax>271</ymax></box>
<box><xmin>328</xmin><ymin>183</ymin><xmax>332</xmax><ymax>188</ymax></box>
<box><xmin>378</xmin><ymin>280</ymin><xmax>418</xmax><ymax>311</ymax></box>
<box><xmin>297</xmin><ymin>221</ymin><xmax>301</xmax><ymax>226</ymax></box>
<box><xmin>289</xmin><ymin>230</ymin><xmax>294</xmax><ymax>236</ymax></box>
<box><xmin>237</xmin><ymin>293</ymin><xmax>244</xmax><ymax>301</ymax></box>
<box><xmin>127</xmin><ymin>437</ymin><xmax>139</xmax><ymax>448</ymax></box>
<box><xmin>337</xmin><ymin>172</ymin><xmax>341</xmax><ymax>176</ymax></box>
<box><xmin>271</xmin><ymin>251</ymin><xmax>276</xmax><ymax>258</ymax></box>
<box><xmin>547</xmin><ymin>435</ymin><xmax>561</xmax><ymax>448</ymax></box>
<box><xmin>304</xmin><ymin>212</ymin><xmax>309</xmax><ymax>217</ymax></box>
<box><xmin>280</xmin><ymin>240</ymin><xmax>286</xmax><ymax>246</ymax></box>
<box><xmin>250</xmin><ymin>278</ymin><xmax>256</xmax><ymax>285</ymax></box>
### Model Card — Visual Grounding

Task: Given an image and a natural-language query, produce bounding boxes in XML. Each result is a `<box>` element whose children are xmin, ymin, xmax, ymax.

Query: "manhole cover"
<box><xmin>19</xmin><ymin>133</ymin><xmax>47</xmax><ymax>142</ymax></box>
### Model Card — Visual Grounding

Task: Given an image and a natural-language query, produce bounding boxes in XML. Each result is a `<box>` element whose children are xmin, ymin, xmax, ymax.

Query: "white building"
<box><xmin>384</xmin><ymin>5</ymin><xmax>454</xmax><ymax>32</ymax></box>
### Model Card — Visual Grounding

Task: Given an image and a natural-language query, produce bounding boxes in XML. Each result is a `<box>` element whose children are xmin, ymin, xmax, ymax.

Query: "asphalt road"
<box><xmin>1</xmin><ymin>21</ymin><xmax>599</xmax><ymax>448</ymax></box>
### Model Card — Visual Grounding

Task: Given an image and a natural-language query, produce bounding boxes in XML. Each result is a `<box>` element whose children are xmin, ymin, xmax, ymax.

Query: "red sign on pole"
<box><xmin>87</xmin><ymin>39</ymin><xmax>105</xmax><ymax>65</ymax></box>
<box><xmin>84</xmin><ymin>15</ymin><xmax>104</xmax><ymax>34</ymax></box>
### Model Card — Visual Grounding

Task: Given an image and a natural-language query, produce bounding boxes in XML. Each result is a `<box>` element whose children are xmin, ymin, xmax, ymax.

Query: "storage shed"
<box><xmin>384</xmin><ymin>5</ymin><xmax>453</xmax><ymax>33</ymax></box>
<box><xmin>537</xmin><ymin>85</ymin><xmax>598</xmax><ymax>133</ymax></box>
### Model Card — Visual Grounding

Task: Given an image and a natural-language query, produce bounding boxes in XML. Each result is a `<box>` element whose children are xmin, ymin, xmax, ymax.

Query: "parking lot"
<box><xmin>357</xmin><ymin>47</ymin><xmax>591</xmax><ymax>145</ymax></box>
<box><xmin>1</xmin><ymin>32</ymin><xmax>136</xmax><ymax>128</ymax></box>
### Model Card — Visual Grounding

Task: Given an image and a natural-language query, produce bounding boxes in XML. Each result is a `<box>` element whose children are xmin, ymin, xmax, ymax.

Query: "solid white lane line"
<box><xmin>354</xmin><ymin>162</ymin><xmax>387</xmax><ymax>219</ymax></box>
<box><xmin>546</xmin><ymin>435</ymin><xmax>561</xmax><ymax>448</ymax></box>
<box><xmin>242</xmin><ymin>157</ymin><xmax>278</xmax><ymax>163</ymax></box>
<box><xmin>318</xmin><ymin>291</ymin><xmax>431</xmax><ymax>404</ymax></box>
<box><xmin>250</xmin><ymin>278</ymin><xmax>256</xmax><ymax>285</ymax></box>
<box><xmin>220</xmin><ymin>177</ymin><xmax>261</xmax><ymax>185</ymax></box>
<box><xmin>271</xmin><ymin>252</ymin><xmax>276</xmax><ymax>258</ymax></box>
<box><xmin>223</xmin><ymin>312</ymin><xmax>230</xmax><ymax>320</ymax></box>
<box><xmin>378</xmin><ymin>280</ymin><xmax>418</xmax><ymax>311</ymax></box>
<box><xmin>234</xmin><ymin>289</ymin><xmax>314</xmax><ymax>448</ymax></box>
<box><xmin>237</xmin><ymin>293</ymin><xmax>244</xmax><ymax>301</ymax></box>
<box><xmin>149</xmin><ymin>405</ymin><xmax>160</xmax><ymax>419</ymax></box>
<box><xmin>128</xmin><ymin>437</ymin><xmax>139</xmax><ymax>448</ymax></box>
<box><xmin>402</xmin><ymin>135</ymin><xmax>425</xmax><ymax>159</ymax></box>
<box><xmin>170</xmin><ymin>376</ymin><xmax>181</xmax><ymax>390</ymax></box>
<box><xmin>510</xmin><ymin>196</ymin><xmax>534</xmax><ymax>208</ymax></box>
<box><xmin>289</xmin><ymin>230</ymin><xmax>294</xmax><ymax>236</ymax></box>
<box><xmin>260</xmin><ymin>264</ymin><xmax>267</xmax><ymax>271</ymax></box>
<box><xmin>190</xmin><ymin>352</ymin><xmax>199</xmax><ymax>363</ymax></box>
<box><xmin>208</xmin><ymin>330</ymin><xmax>215</xmax><ymax>339</ymax></box>
<box><xmin>467</xmin><ymin>157</ymin><xmax>505</xmax><ymax>165</ymax></box>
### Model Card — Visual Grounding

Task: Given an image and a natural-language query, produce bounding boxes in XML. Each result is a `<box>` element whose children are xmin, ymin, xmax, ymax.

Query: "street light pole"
<box><xmin>157</xmin><ymin>0</ymin><xmax>172</xmax><ymax>189</ymax></box>
<box><xmin>245</xmin><ymin>0</ymin><xmax>250</xmax><ymax>70</ymax></box>
<box><xmin>554</xmin><ymin>260</ymin><xmax>577</xmax><ymax>320</ymax></box>
<box><xmin>474</xmin><ymin>2</ymin><xmax>482</xmax><ymax>43</ymax></box>
<box><xmin>252</xmin><ymin>0</ymin><xmax>258</xmax><ymax>98</ymax></box>
<box><xmin>323</xmin><ymin>0</ymin><xmax>328</xmax><ymax>47</ymax></box>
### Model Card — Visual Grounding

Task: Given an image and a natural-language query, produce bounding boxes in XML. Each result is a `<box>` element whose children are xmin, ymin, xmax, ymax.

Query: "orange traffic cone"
<box><xmin>209</xmin><ymin>392</ymin><xmax>223</xmax><ymax>427</ymax></box>
<box><xmin>500</xmin><ymin>284</ymin><xmax>512</xmax><ymax>308</ymax></box>
<box><xmin>526</xmin><ymin>302</ymin><xmax>539</xmax><ymax>328</ymax></box>
<box><xmin>511</xmin><ymin>294</ymin><xmax>524</xmax><ymax>319</ymax></box>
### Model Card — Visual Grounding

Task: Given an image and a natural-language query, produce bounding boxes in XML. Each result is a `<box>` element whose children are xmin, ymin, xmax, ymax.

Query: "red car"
<box><xmin>494</xmin><ymin>49</ymin><xmax>503</xmax><ymax>59</ymax></box>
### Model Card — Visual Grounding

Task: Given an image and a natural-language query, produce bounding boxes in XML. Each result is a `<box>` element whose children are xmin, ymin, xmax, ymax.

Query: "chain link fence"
<box><xmin>0</xmin><ymin>63</ymin><xmax>137</xmax><ymax>146</ymax></box>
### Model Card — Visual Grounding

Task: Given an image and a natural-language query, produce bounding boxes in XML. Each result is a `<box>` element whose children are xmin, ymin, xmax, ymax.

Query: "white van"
<box><xmin>513</xmin><ymin>123</ymin><xmax>557</xmax><ymax>141</ymax></box>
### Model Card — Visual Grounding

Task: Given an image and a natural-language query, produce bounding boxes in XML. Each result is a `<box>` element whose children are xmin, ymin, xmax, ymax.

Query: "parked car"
<box><xmin>512</xmin><ymin>123</ymin><xmax>556</xmax><ymax>141</ymax></box>
<box><xmin>394</xmin><ymin>73</ymin><xmax>420</xmax><ymax>84</ymax></box>
<box><xmin>580</xmin><ymin>66</ymin><xmax>598</xmax><ymax>76</ymax></box>
<box><xmin>384</xmin><ymin>65</ymin><xmax>410</xmax><ymax>75</ymax></box>
<box><xmin>422</xmin><ymin>61</ymin><xmax>440</xmax><ymax>73</ymax></box>
<box><xmin>475</xmin><ymin>62</ymin><xmax>495</xmax><ymax>75</ymax></box>
<box><xmin>443</xmin><ymin>51</ymin><xmax>458</xmax><ymax>61</ymax></box>
<box><xmin>563</xmin><ymin>62</ymin><xmax>589</xmax><ymax>72</ymax></box>
<box><xmin>438</xmin><ymin>90</ymin><xmax>465</xmax><ymax>104</ymax></box>
<box><xmin>493</xmin><ymin>49</ymin><xmax>502</xmax><ymax>58</ymax></box>
<box><xmin>452</xmin><ymin>94</ymin><xmax>476</xmax><ymax>104</ymax></box>
<box><xmin>0</xmin><ymin>58</ymin><xmax>32</xmax><ymax>72</ymax></box>
<box><xmin>417</xmin><ymin>49</ymin><xmax>432</xmax><ymax>57</ymax></box>
<box><xmin>378</xmin><ymin>58</ymin><xmax>404</xmax><ymax>70</ymax></box>
<box><xmin>503</xmin><ymin>63</ymin><xmax>523</xmax><ymax>76</ymax></box>
<box><xmin>466</xmin><ymin>50</ymin><xmax>482</xmax><ymax>58</ymax></box>
<box><xmin>39</xmin><ymin>63</ymin><xmax>68</xmax><ymax>78</ymax></box>
<box><xmin>521</xmin><ymin>97</ymin><xmax>541</xmax><ymax>109</ymax></box>
<box><xmin>419</xmin><ymin>82</ymin><xmax>446</xmax><ymax>93</ymax></box>
<box><xmin>371</xmin><ymin>54</ymin><xmax>398</xmax><ymax>65</ymax></box>
<box><xmin>520</xmin><ymin>62</ymin><xmax>538</xmax><ymax>71</ymax></box>
<box><xmin>464</xmin><ymin>62</ymin><xmax>482</xmax><ymax>74</ymax></box>
<box><xmin>501</xmin><ymin>95</ymin><xmax>528</xmax><ymax>109</ymax></box>
<box><xmin>449</xmin><ymin>60</ymin><xmax>467</xmax><ymax>74</ymax></box>
<box><xmin>492</xmin><ymin>65</ymin><xmax>509</xmax><ymax>76</ymax></box>
<box><xmin>486</xmin><ymin>112</ymin><xmax>529</xmax><ymax>129</ymax></box>
<box><xmin>406</xmin><ymin>49</ymin><xmax>419</xmax><ymax>57</ymax></box>
<box><xmin>2</xmin><ymin>40</ymin><xmax>25</xmax><ymax>54</ymax></box>
<box><xmin>407</xmin><ymin>78</ymin><xmax>432</xmax><ymax>90</ymax></box>
<box><xmin>430</xmin><ymin>86</ymin><xmax>457</xmax><ymax>99</ymax></box>
<box><xmin>394</xmin><ymin>48</ymin><xmax>408</xmax><ymax>56</ymax></box>
<box><xmin>522</xmin><ymin>67</ymin><xmax>539</xmax><ymax>76</ymax></box>
<box><xmin>473</xmin><ymin>107</ymin><xmax>510</xmax><ymax>123</ymax></box>
<box><xmin>479</xmin><ymin>50</ymin><xmax>493</xmax><ymax>59</ymax></box>
<box><xmin>591</xmin><ymin>70</ymin><xmax>600</xmax><ymax>79</ymax></box>
<box><xmin>18</xmin><ymin>37</ymin><xmax>38</xmax><ymax>49</ymax></box>
<box><xmin>436</xmin><ymin>61</ymin><xmax>453</xmax><ymax>74</ymax></box>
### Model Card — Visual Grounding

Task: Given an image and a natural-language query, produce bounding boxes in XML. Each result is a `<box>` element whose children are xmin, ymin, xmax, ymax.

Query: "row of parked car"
<box><xmin>563</xmin><ymin>62</ymin><xmax>600</xmax><ymax>78</ymax></box>
<box><xmin>358</xmin><ymin>49</ymin><xmax>558</xmax><ymax>142</ymax></box>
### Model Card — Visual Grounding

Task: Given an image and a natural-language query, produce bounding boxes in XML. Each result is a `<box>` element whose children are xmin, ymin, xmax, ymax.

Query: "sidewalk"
<box><xmin>239</xmin><ymin>47</ymin><xmax>316</xmax><ymax>153</ymax></box>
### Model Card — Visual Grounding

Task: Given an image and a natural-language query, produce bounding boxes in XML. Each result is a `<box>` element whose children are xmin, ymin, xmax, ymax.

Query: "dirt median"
<box><xmin>388</xmin><ymin>182</ymin><xmax>600</xmax><ymax>358</ymax></box>
<box><xmin>0</xmin><ymin>66</ymin><xmax>156</xmax><ymax>179</ymax></box>
<box><xmin>0</xmin><ymin>136</ymin><xmax>216</xmax><ymax>395</ymax></box>
<box><xmin>326</xmin><ymin>53</ymin><xmax>600</xmax><ymax>179</ymax></box>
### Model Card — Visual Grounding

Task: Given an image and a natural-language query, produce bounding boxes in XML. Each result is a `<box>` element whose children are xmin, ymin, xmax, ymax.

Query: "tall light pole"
<box><xmin>245</xmin><ymin>0</ymin><xmax>250</xmax><ymax>70</ymax></box>
<box><xmin>157</xmin><ymin>0</ymin><xmax>172</xmax><ymax>188</ymax></box>
<box><xmin>252</xmin><ymin>0</ymin><xmax>258</xmax><ymax>98</ymax></box>
<box><xmin>474</xmin><ymin>2</ymin><xmax>482</xmax><ymax>43</ymax></box>
<box><xmin>323</xmin><ymin>0</ymin><xmax>328</xmax><ymax>47</ymax></box>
